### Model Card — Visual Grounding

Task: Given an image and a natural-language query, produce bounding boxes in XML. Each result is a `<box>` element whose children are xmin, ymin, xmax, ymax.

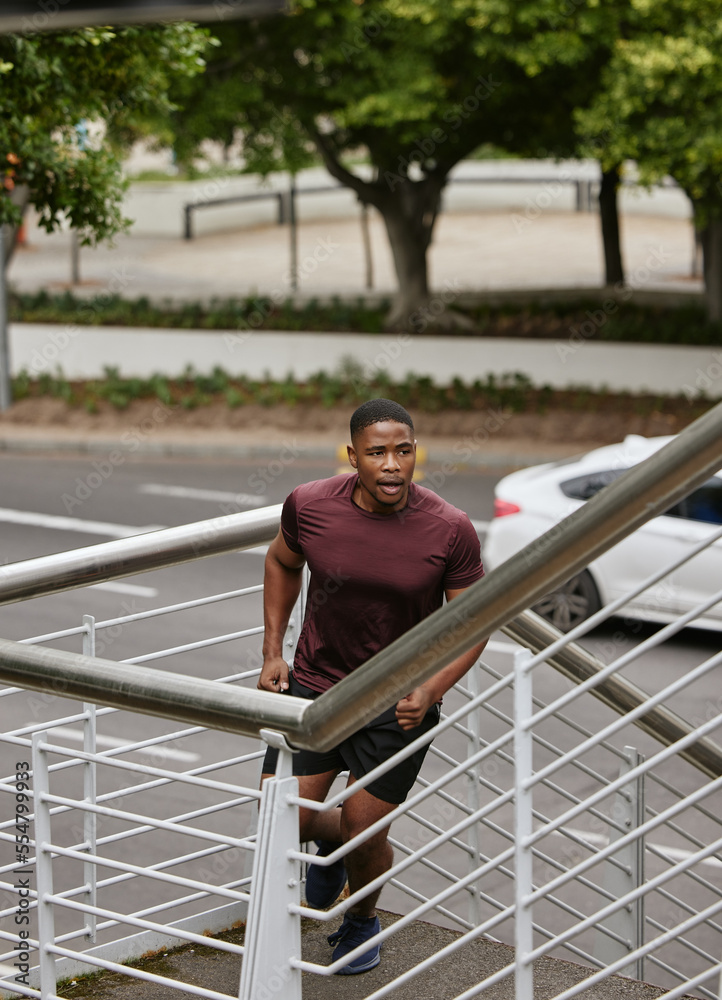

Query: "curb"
<box><xmin>0</xmin><ymin>434</ymin><xmax>566</xmax><ymax>469</ymax></box>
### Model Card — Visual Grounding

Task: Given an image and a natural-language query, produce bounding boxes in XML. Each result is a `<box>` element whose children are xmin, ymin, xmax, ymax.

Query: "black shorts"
<box><xmin>262</xmin><ymin>674</ymin><xmax>440</xmax><ymax>804</ymax></box>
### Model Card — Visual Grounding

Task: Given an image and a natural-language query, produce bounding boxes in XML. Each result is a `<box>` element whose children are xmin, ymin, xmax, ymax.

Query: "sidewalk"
<box><xmin>8</xmin><ymin>206</ymin><xmax>700</xmax><ymax>304</ymax></box>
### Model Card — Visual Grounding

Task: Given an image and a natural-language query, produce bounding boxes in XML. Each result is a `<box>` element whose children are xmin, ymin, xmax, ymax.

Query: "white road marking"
<box><xmin>559</xmin><ymin>828</ymin><xmax>722</xmax><ymax>870</ymax></box>
<box><xmin>0</xmin><ymin>506</ymin><xmax>266</xmax><ymax>562</ymax></box>
<box><xmin>138</xmin><ymin>483</ymin><xmax>264</xmax><ymax>508</ymax></box>
<box><xmin>88</xmin><ymin>581</ymin><xmax>159</xmax><ymax>598</ymax></box>
<box><xmin>46</xmin><ymin>727</ymin><xmax>200</xmax><ymax>763</ymax></box>
<box><xmin>0</xmin><ymin>507</ymin><xmax>164</xmax><ymax>538</ymax></box>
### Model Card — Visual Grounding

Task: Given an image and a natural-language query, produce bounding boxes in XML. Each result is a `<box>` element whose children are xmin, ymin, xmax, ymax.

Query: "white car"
<box><xmin>483</xmin><ymin>435</ymin><xmax>722</xmax><ymax>632</ymax></box>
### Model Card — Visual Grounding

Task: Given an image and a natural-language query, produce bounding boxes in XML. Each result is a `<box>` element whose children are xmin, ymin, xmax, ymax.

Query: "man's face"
<box><xmin>348</xmin><ymin>420</ymin><xmax>417</xmax><ymax>514</ymax></box>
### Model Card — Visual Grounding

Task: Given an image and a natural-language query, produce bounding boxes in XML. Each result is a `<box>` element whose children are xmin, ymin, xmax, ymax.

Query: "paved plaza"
<box><xmin>7</xmin><ymin>206</ymin><xmax>700</xmax><ymax>305</ymax></box>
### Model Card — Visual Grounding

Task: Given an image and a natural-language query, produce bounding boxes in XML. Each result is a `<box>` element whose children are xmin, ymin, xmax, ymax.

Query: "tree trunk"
<box><xmin>2</xmin><ymin>184</ymin><xmax>30</xmax><ymax>271</ymax></box>
<box><xmin>700</xmin><ymin>217</ymin><xmax>722</xmax><ymax>323</ymax></box>
<box><xmin>367</xmin><ymin>176</ymin><xmax>477</xmax><ymax>331</ymax></box>
<box><xmin>382</xmin><ymin>212</ymin><xmax>431</xmax><ymax>329</ymax></box>
<box><xmin>376</xmin><ymin>178</ymin><xmax>442</xmax><ymax>330</ymax></box>
<box><xmin>308</xmin><ymin>129</ymin><xmax>476</xmax><ymax>331</ymax></box>
<box><xmin>599</xmin><ymin>166</ymin><xmax>624</xmax><ymax>286</ymax></box>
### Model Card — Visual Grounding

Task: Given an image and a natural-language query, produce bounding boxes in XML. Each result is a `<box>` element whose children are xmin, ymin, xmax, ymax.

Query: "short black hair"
<box><xmin>350</xmin><ymin>398</ymin><xmax>414</xmax><ymax>441</ymax></box>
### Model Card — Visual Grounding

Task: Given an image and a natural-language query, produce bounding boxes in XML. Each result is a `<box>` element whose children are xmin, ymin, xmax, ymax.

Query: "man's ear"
<box><xmin>347</xmin><ymin>443</ymin><xmax>358</xmax><ymax>468</ymax></box>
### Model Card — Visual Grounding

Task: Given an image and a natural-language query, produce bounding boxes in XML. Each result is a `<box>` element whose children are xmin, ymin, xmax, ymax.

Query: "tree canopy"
<box><xmin>574</xmin><ymin>0</ymin><xmax>722</xmax><ymax>318</ymax></box>
<box><xmin>462</xmin><ymin>0</ymin><xmax>722</xmax><ymax>317</ymax></box>
<box><xmin>169</xmin><ymin>0</ymin><xmax>589</xmax><ymax>328</ymax></box>
<box><xmin>0</xmin><ymin>23</ymin><xmax>210</xmax><ymax>263</ymax></box>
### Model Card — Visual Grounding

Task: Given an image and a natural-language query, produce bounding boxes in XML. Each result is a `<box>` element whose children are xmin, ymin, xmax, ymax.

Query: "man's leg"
<box><xmin>340</xmin><ymin>777</ymin><xmax>397</xmax><ymax>918</ymax></box>
<box><xmin>260</xmin><ymin>769</ymin><xmax>340</xmax><ymax>842</ymax></box>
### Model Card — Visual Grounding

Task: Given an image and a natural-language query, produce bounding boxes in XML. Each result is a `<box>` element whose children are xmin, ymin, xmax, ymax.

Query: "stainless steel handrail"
<box><xmin>0</xmin><ymin>636</ymin><xmax>308</xmax><ymax>737</ymax></box>
<box><xmin>1</xmin><ymin>401</ymin><xmax>721</xmax><ymax>768</ymax></box>
<box><xmin>300</xmin><ymin>399</ymin><xmax>722</xmax><ymax>750</ymax></box>
<box><xmin>504</xmin><ymin>611</ymin><xmax>722</xmax><ymax>779</ymax></box>
<box><xmin>0</xmin><ymin>505</ymin><xmax>282</xmax><ymax>605</ymax></box>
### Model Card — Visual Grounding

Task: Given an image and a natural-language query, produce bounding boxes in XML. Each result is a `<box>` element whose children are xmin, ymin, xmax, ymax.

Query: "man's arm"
<box><xmin>395</xmin><ymin>586</ymin><xmax>488</xmax><ymax>731</ymax></box>
<box><xmin>257</xmin><ymin>529</ymin><xmax>306</xmax><ymax>693</ymax></box>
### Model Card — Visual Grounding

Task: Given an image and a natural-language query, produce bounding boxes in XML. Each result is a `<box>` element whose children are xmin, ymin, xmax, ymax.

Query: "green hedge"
<box><xmin>9</xmin><ymin>289</ymin><xmax>722</xmax><ymax>345</ymax></box>
<box><xmin>12</xmin><ymin>364</ymin><xmax>709</xmax><ymax>418</ymax></box>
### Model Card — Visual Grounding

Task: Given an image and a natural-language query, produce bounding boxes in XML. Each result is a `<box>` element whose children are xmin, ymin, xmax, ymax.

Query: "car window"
<box><xmin>664</xmin><ymin>479</ymin><xmax>722</xmax><ymax>525</ymax></box>
<box><xmin>560</xmin><ymin>468</ymin><xmax>630</xmax><ymax>501</ymax></box>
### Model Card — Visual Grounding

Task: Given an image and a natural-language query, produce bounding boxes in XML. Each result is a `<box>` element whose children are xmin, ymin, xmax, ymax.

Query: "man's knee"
<box><xmin>341</xmin><ymin>817</ymin><xmax>391</xmax><ymax>853</ymax></box>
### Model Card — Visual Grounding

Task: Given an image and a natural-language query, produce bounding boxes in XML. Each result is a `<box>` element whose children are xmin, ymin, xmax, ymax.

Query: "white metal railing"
<box><xmin>1</xmin><ymin>403</ymin><xmax>722</xmax><ymax>999</ymax></box>
<box><xmin>1</xmin><ymin>535</ymin><xmax>720</xmax><ymax>999</ymax></box>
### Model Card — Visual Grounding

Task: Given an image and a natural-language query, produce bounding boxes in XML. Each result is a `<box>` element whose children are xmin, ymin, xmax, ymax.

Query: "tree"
<box><xmin>462</xmin><ymin>0</ymin><xmax>630</xmax><ymax>286</ymax></box>
<box><xmin>169</xmin><ymin>1</ymin><xmax>589</xmax><ymax>330</ymax></box>
<box><xmin>0</xmin><ymin>24</ymin><xmax>211</xmax><ymax>268</ymax></box>
<box><xmin>575</xmin><ymin>0</ymin><xmax>722</xmax><ymax>321</ymax></box>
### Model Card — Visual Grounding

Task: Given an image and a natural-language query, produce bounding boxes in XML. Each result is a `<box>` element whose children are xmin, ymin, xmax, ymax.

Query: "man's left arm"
<box><xmin>395</xmin><ymin>587</ymin><xmax>488</xmax><ymax>731</ymax></box>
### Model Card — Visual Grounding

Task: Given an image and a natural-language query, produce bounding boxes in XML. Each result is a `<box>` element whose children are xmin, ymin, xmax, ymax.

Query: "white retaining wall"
<box><xmin>10</xmin><ymin>324</ymin><xmax>721</xmax><ymax>398</ymax></box>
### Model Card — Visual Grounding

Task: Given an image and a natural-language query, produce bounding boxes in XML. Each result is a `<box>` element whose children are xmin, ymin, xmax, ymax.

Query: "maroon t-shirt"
<box><xmin>281</xmin><ymin>473</ymin><xmax>484</xmax><ymax>693</ymax></box>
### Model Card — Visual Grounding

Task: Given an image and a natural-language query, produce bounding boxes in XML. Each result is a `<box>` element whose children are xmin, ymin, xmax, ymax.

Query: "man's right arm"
<box><xmin>258</xmin><ymin>529</ymin><xmax>306</xmax><ymax>692</ymax></box>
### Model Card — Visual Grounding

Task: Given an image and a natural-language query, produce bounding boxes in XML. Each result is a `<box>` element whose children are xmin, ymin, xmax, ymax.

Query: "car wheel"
<box><xmin>532</xmin><ymin>570</ymin><xmax>601</xmax><ymax>633</ymax></box>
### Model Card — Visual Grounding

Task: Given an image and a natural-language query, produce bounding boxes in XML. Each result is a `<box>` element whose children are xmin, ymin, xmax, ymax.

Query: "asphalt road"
<box><xmin>0</xmin><ymin>452</ymin><xmax>719</xmax><ymax>986</ymax></box>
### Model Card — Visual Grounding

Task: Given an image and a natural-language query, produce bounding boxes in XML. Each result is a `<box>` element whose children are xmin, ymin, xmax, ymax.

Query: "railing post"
<box><xmin>245</xmin><ymin>597</ymin><xmax>305</xmax><ymax>883</ymax></box>
<box><xmin>594</xmin><ymin>745</ymin><xmax>646</xmax><ymax>979</ymax></box>
<box><xmin>32</xmin><ymin>733</ymin><xmax>57</xmax><ymax>1000</ymax></box>
<box><xmin>466</xmin><ymin>660</ymin><xmax>483</xmax><ymax>926</ymax></box>
<box><xmin>287</xmin><ymin>178</ymin><xmax>298</xmax><ymax>293</ymax></box>
<box><xmin>360</xmin><ymin>201</ymin><xmax>374</xmax><ymax>290</ymax></box>
<box><xmin>239</xmin><ymin>731</ymin><xmax>301</xmax><ymax>1000</ymax></box>
<box><xmin>514</xmin><ymin>648</ymin><xmax>534</xmax><ymax>1000</ymax></box>
<box><xmin>81</xmin><ymin>615</ymin><xmax>97</xmax><ymax>943</ymax></box>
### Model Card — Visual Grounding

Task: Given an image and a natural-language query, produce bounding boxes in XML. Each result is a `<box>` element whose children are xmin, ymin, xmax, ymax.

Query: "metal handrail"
<box><xmin>299</xmin><ymin>398</ymin><xmax>722</xmax><ymax>749</ymax></box>
<box><xmin>0</xmin><ymin>504</ymin><xmax>282</xmax><ymax>605</ymax></box>
<box><xmin>503</xmin><ymin>612</ymin><xmax>722</xmax><ymax>779</ymax></box>
<box><xmin>1</xmin><ymin>401</ymin><xmax>721</xmax><ymax>767</ymax></box>
<box><xmin>0</xmin><ymin>635</ymin><xmax>307</xmax><ymax>737</ymax></box>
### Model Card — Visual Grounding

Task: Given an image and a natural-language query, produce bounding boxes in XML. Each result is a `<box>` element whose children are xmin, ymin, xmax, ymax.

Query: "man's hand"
<box><xmin>395</xmin><ymin>686</ymin><xmax>436</xmax><ymax>731</ymax></box>
<box><xmin>258</xmin><ymin>655</ymin><xmax>290</xmax><ymax>692</ymax></box>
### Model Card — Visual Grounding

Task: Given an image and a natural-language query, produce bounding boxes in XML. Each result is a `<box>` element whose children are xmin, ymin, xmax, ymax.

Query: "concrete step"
<box><xmin>56</xmin><ymin>911</ymin><xmax>692</xmax><ymax>1000</ymax></box>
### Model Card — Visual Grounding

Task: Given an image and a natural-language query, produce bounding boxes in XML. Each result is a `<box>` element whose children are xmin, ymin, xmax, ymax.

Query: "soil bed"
<box><xmin>0</xmin><ymin>393</ymin><xmax>706</xmax><ymax>452</ymax></box>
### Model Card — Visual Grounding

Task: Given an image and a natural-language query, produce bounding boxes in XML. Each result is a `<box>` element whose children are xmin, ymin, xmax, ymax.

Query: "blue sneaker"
<box><xmin>304</xmin><ymin>840</ymin><xmax>347</xmax><ymax>909</ymax></box>
<box><xmin>328</xmin><ymin>913</ymin><xmax>381</xmax><ymax>975</ymax></box>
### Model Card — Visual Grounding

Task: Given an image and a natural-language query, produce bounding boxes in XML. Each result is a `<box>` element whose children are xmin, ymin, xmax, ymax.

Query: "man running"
<box><xmin>259</xmin><ymin>397</ymin><xmax>487</xmax><ymax>974</ymax></box>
